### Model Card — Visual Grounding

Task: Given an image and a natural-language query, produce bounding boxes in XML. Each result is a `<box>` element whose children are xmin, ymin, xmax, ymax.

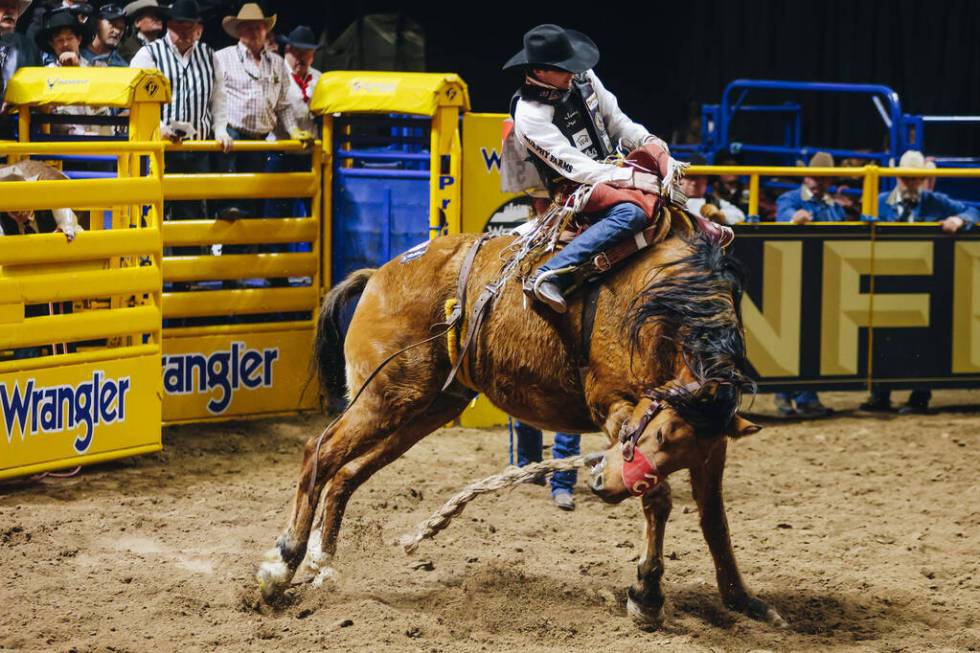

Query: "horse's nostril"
<box><xmin>583</xmin><ymin>451</ymin><xmax>604</xmax><ymax>469</ymax></box>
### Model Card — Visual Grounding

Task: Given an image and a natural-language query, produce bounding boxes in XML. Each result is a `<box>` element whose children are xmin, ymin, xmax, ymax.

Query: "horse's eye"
<box><xmin>655</xmin><ymin>429</ymin><xmax>665</xmax><ymax>445</ymax></box>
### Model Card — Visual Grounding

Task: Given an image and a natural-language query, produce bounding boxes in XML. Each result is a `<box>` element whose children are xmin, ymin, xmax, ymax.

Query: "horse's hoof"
<box><xmin>739</xmin><ymin>596</ymin><xmax>788</xmax><ymax>628</ymax></box>
<box><xmin>256</xmin><ymin>547</ymin><xmax>292</xmax><ymax>601</ymax></box>
<box><xmin>310</xmin><ymin>565</ymin><xmax>340</xmax><ymax>589</ymax></box>
<box><xmin>626</xmin><ymin>594</ymin><xmax>666</xmax><ymax>631</ymax></box>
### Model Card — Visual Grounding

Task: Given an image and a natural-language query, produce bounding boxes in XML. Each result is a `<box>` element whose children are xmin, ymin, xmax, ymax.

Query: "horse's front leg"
<box><xmin>689</xmin><ymin>440</ymin><xmax>786</xmax><ymax>627</ymax></box>
<box><xmin>626</xmin><ymin>482</ymin><xmax>672</xmax><ymax>630</ymax></box>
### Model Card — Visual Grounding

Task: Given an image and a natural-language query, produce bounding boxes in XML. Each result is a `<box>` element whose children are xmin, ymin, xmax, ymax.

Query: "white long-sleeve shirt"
<box><xmin>686</xmin><ymin>196</ymin><xmax>746</xmax><ymax>226</ymax></box>
<box><xmin>130</xmin><ymin>33</ymin><xmax>228</xmax><ymax>139</ymax></box>
<box><xmin>512</xmin><ymin>69</ymin><xmax>653</xmax><ymax>187</ymax></box>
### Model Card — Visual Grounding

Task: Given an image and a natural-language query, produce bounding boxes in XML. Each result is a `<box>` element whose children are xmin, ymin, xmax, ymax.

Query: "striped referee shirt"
<box><xmin>130</xmin><ymin>33</ymin><xmax>229</xmax><ymax>139</ymax></box>
<box><xmin>215</xmin><ymin>42</ymin><xmax>297</xmax><ymax>137</ymax></box>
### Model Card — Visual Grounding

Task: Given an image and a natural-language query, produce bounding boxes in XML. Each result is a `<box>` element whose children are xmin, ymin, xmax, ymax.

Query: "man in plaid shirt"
<box><xmin>213</xmin><ymin>3</ymin><xmax>312</xmax><ymax>220</ymax></box>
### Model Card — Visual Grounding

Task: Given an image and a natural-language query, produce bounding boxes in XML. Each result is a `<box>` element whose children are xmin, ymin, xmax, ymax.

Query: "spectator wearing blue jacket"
<box><xmin>772</xmin><ymin>151</ymin><xmax>840</xmax><ymax>418</ymax></box>
<box><xmin>861</xmin><ymin>150</ymin><xmax>977</xmax><ymax>415</ymax></box>
<box><xmin>513</xmin><ymin>421</ymin><xmax>580</xmax><ymax>511</ymax></box>
<box><xmin>877</xmin><ymin>150</ymin><xmax>978</xmax><ymax>233</ymax></box>
<box><xmin>776</xmin><ymin>151</ymin><xmax>847</xmax><ymax>225</ymax></box>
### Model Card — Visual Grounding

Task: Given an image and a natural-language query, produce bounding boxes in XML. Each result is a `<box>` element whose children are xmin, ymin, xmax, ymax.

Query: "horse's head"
<box><xmin>586</xmin><ymin>382</ymin><xmax>761</xmax><ymax>503</ymax></box>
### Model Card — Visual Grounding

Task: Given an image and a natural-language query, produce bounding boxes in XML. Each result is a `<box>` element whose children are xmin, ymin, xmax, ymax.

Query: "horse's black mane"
<box><xmin>625</xmin><ymin>233</ymin><xmax>754</xmax><ymax>435</ymax></box>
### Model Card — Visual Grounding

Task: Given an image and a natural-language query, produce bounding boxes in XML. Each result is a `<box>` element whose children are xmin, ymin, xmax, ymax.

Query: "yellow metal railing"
<box><xmin>158</xmin><ymin>139</ymin><xmax>322</xmax><ymax>329</ymax></box>
<box><xmin>686</xmin><ymin>164</ymin><xmax>980</xmax><ymax>219</ymax></box>
<box><xmin>0</xmin><ymin>140</ymin><xmax>165</xmax><ymax>370</ymax></box>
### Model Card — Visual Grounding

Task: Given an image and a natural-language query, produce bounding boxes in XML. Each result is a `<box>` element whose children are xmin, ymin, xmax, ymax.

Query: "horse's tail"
<box><xmin>313</xmin><ymin>268</ymin><xmax>376</xmax><ymax>409</ymax></box>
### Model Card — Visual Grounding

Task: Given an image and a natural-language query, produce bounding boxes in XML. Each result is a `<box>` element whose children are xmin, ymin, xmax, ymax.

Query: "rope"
<box><xmin>398</xmin><ymin>454</ymin><xmax>588</xmax><ymax>554</ymax></box>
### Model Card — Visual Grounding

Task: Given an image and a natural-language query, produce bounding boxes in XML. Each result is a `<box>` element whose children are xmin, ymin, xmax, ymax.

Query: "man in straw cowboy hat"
<box><xmin>502</xmin><ymin>24</ymin><xmax>684</xmax><ymax>314</ymax></box>
<box><xmin>877</xmin><ymin>149</ymin><xmax>978</xmax><ymax>233</ymax></box>
<box><xmin>775</xmin><ymin>151</ymin><xmax>847</xmax><ymax>224</ymax></box>
<box><xmin>213</xmin><ymin>3</ymin><xmax>309</xmax><ymax>221</ymax></box>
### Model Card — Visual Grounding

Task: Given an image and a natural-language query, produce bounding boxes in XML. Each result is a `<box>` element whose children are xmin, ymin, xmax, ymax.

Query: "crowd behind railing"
<box><xmin>3</xmin><ymin>1</ymin><xmax>980</xmax><ymax>422</ymax></box>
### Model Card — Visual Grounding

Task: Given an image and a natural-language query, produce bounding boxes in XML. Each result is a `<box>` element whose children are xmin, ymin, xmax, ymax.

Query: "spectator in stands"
<box><xmin>680</xmin><ymin>154</ymin><xmax>745</xmax><ymax>225</ymax></box>
<box><xmin>279</xmin><ymin>25</ymin><xmax>320</xmax><ymax>137</ymax></box>
<box><xmin>38</xmin><ymin>10</ymin><xmax>117</xmax><ymax>136</ymax></box>
<box><xmin>878</xmin><ymin>150</ymin><xmax>978</xmax><ymax>232</ymax></box>
<box><xmin>130</xmin><ymin>0</ymin><xmax>229</xmax><ymax>224</ymax></box>
<box><xmin>25</xmin><ymin>0</ymin><xmax>91</xmax><ymax>41</ymax></box>
<box><xmin>117</xmin><ymin>0</ymin><xmax>166</xmax><ymax>61</ymax></box>
<box><xmin>776</xmin><ymin>151</ymin><xmax>846</xmax><ymax>224</ymax></box>
<box><xmin>266</xmin><ymin>25</ymin><xmax>321</xmax><ymax>219</ymax></box>
<box><xmin>82</xmin><ymin>3</ymin><xmax>127</xmax><ymax>66</ymax></box>
<box><xmin>772</xmin><ymin>151</ymin><xmax>838</xmax><ymax>418</ymax></box>
<box><xmin>0</xmin><ymin>0</ymin><xmax>42</xmax><ymax>139</ymax></box>
<box><xmin>860</xmin><ymin>150</ymin><xmax>979</xmax><ymax>415</ymax></box>
<box><xmin>514</xmin><ymin>421</ymin><xmax>580</xmax><ymax>511</ymax></box>
<box><xmin>37</xmin><ymin>9</ymin><xmax>88</xmax><ymax>67</ymax></box>
<box><xmin>213</xmin><ymin>3</ymin><xmax>307</xmax><ymax>220</ymax></box>
<box><xmin>714</xmin><ymin>156</ymin><xmax>751</xmax><ymax>216</ymax></box>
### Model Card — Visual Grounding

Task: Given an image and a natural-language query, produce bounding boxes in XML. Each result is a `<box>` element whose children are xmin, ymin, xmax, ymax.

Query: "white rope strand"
<box><xmin>399</xmin><ymin>454</ymin><xmax>588</xmax><ymax>554</ymax></box>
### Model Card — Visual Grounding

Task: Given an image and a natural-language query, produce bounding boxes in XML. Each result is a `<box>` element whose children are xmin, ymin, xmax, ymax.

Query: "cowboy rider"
<box><xmin>503</xmin><ymin>24</ymin><xmax>677</xmax><ymax>313</ymax></box>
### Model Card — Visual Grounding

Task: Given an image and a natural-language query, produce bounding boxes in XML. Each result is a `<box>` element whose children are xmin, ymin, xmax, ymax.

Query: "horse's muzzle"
<box><xmin>584</xmin><ymin>451</ymin><xmax>606</xmax><ymax>494</ymax></box>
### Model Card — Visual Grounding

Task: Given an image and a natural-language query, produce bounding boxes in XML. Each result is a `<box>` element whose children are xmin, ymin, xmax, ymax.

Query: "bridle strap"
<box><xmin>617</xmin><ymin>380</ymin><xmax>705</xmax><ymax>496</ymax></box>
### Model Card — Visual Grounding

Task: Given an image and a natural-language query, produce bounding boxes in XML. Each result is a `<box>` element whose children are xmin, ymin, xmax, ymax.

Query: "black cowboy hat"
<box><xmin>167</xmin><ymin>0</ymin><xmax>202</xmax><ymax>22</ymax></box>
<box><xmin>95</xmin><ymin>3</ymin><xmax>126</xmax><ymax>21</ymax></box>
<box><xmin>35</xmin><ymin>9</ymin><xmax>92</xmax><ymax>53</ymax></box>
<box><xmin>502</xmin><ymin>24</ymin><xmax>598</xmax><ymax>73</ymax></box>
<box><xmin>276</xmin><ymin>25</ymin><xmax>319</xmax><ymax>50</ymax></box>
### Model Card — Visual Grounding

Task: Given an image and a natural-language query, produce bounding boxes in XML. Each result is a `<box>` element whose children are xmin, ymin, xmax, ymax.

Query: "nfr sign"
<box><xmin>732</xmin><ymin>223</ymin><xmax>980</xmax><ymax>390</ymax></box>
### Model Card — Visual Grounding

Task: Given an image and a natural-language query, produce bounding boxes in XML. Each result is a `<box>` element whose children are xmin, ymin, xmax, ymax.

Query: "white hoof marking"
<box><xmin>256</xmin><ymin>547</ymin><xmax>291</xmax><ymax>599</ymax></box>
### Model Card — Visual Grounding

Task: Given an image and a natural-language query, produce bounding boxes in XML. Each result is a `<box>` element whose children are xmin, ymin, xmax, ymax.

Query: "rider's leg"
<box><xmin>537</xmin><ymin>202</ymin><xmax>649</xmax><ymax>288</ymax></box>
<box><xmin>527</xmin><ymin>202</ymin><xmax>648</xmax><ymax>312</ymax></box>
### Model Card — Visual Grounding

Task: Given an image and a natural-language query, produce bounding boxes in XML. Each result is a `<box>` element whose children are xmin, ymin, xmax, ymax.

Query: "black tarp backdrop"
<box><xmin>267</xmin><ymin>0</ymin><xmax>980</xmax><ymax>157</ymax></box>
<box><xmin>22</xmin><ymin>0</ymin><xmax>974</xmax><ymax>154</ymax></box>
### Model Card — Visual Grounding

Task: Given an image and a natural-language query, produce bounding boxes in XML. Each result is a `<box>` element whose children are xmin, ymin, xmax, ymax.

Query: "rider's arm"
<box><xmin>514</xmin><ymin>99</ymin><xmax>633</xmax><ymax>186</ymax></box>
<box><xmin>587</xmin><ymin>70</ymin><xmax>658</xmax><ymax>151</ymax></box>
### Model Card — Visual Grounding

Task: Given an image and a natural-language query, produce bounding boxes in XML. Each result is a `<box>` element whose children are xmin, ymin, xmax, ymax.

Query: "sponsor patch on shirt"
<box><xmin>571</xmin><ymin>128</ymin><xmax>593</xmax><ymax>151</ymax></box>
<box><xmin>585</xmin><ymin>92</ymin><xmax>599</xmax><ymax>111</ymax></box>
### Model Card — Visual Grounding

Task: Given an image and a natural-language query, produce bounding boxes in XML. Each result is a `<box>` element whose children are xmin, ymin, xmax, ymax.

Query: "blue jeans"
<box><xmin>514</xmin><ymin>421</ymin><xmax>581</xmax><ymax>495</ymax></box>
<box><xmin>538</xmin><ymin>202</ymin><xmax>648</xmax><ymax>288</ymax></box>
<box><xmin>776</xmin><ymin>391</ymin><xmax>819</xmax><ymax>407</ymax></box>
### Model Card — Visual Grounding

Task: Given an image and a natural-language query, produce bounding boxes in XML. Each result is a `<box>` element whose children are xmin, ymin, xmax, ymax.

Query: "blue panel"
<box><xmin>331</xmin><ymin>172</ymin><xmax>429</xmax><ymax>283</ymax></box>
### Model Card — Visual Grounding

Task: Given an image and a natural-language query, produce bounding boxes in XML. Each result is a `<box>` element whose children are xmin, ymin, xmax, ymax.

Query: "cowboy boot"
<box><xmin>523</xmin><ymin>271</ymin><xmax>568</xmax><ymax>313</ymax></box>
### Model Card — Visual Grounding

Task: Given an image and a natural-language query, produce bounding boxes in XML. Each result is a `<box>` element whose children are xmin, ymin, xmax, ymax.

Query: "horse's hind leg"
<box><xmin>626</xmin><ymin>482</ymin><xmax>672</xmax><ymax>630</ymax></box>
<box><xmin>257</xmin><ymin>390</ymin><xmax>468</xmax><ymax>599</ymax></box>
<box><xmin>303</xmin><ymin>394</ymin><xmax>472</xmax><ymax>587</ymax></box>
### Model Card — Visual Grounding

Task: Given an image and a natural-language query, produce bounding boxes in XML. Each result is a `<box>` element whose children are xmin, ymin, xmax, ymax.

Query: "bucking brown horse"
<box><xmin>257</xmin><ymin>220</ymin><xmax>786</xmax><ymax>630</ymax></box>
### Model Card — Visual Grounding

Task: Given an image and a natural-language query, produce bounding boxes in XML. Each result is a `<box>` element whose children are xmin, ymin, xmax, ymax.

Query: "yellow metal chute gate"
<box><xmin>310</xmin><ymin>71</ymin><xmax>470</xmax><ymax>285</ymax></box>
<box><xmin>1</xmin><ymin>68</ymin><xmax>169</xmax><ymax>479</ymax></box>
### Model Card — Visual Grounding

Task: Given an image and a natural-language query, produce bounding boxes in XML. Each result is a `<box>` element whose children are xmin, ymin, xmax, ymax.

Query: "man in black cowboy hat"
<box><xmin>36</xmin><ymin>7</ymin><xmax>89</xmax><ymax>66</ymax></box>
<box><xmin>502</xmin><ymin>24</ymin><xmax>677</xmax><ymax>313</ymax></box>
<box><xmin>278</xmin><ymin>25</ymin><xmax>321</xmax><ymax>138</ymax></box>
<box><xmin>130</xmin><ymin>0</ymin><xmax>230</xmax><ymax>225</ymax></box>
<box><xmin>82</xmin><ymin>3</ymin><xmax>127</xmax><ymax>66</ymax></box>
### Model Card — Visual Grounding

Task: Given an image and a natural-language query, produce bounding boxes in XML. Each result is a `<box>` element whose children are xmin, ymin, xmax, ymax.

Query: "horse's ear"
<box><xmin>729</xmin><ymin>414</ymin><xmax>761</xmax><ymax>438</ymax></box>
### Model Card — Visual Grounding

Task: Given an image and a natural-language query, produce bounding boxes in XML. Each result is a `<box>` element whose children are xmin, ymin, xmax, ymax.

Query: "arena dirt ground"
<box><xmin>2</xmin><ymin>389</ymin><xmax>980</xmax><ymax>652</ymax></box>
